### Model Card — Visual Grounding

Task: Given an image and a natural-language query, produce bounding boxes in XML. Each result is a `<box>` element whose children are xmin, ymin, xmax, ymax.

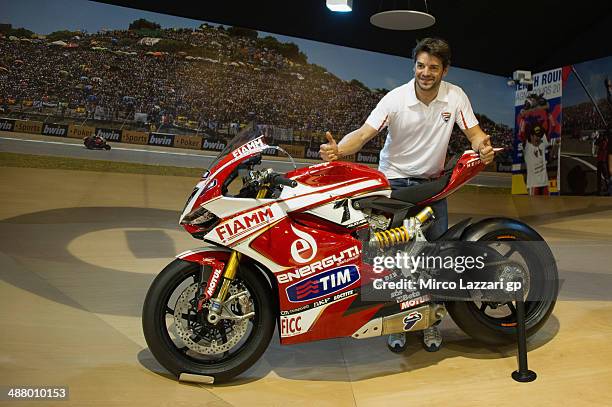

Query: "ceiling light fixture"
<box><xmin>326</xmin><ymin>0</ymin><xmax>353</xmax><ymax>13</ymax></box>
<box><xmin>370</xmin><ymin>0</ymin><xmax>435</xmax><ymax>30</ymax></box>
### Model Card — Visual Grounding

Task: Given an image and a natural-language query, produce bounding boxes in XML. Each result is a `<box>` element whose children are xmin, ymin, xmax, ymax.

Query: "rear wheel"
<box><xmin>446</xmin><ymin>229</ymin><xmax>558</xmax><ymax>345</ymax></box>
<box><xmin>142</xmin><ymin>259</ymin><xmax>275</xmax><ymax>383</ymax></box>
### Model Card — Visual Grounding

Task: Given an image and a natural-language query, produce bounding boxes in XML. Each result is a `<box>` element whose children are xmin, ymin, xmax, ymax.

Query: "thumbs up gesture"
<box><xmin>478</xmin><ymin>134</ymin><xmax>495</xmax><ymax>165</ymax></box>
<box><xmin>320</xmin><ymin>131</ymin><xmax>339</xmax><ymax>162</ymax></box>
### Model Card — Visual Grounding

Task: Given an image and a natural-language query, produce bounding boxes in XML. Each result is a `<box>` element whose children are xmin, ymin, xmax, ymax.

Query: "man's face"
<box><xmin>414</xmin><ymin>52</ymin><xmax>448</xmax><ymax>92</ymax></box>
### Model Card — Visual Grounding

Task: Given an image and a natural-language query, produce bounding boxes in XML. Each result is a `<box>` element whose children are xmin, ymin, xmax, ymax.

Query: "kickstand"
<box><xmin>511</xmin><ymin>277</ymin><xmax>537</xmax><ymax>382</ymax></box>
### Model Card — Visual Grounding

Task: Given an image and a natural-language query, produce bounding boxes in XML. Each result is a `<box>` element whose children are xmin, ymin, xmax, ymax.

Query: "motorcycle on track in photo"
<box><xmin>83</xmin><ymin>135</ymin><xmax>111</xmax><ymax>150</ymax></box>
<box><xmin>142</xmin><ymin>131</ymin><xmax>558</xmax><ymax>383</ymax></box>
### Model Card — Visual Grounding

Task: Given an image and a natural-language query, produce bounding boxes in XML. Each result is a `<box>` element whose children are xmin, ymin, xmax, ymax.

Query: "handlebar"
<box><xmin>270</xmin><ymin>173</ymin><xmax>297</xmax><ymax>188</ymax></box>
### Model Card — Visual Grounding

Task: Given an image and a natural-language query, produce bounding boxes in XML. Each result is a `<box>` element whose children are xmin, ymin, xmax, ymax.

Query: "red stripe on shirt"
<box><xmin>460</xmin><ymin>110</ymin><xmax>468</xmax><ymax>129</ymax></box>
<box><xmin>377</xmin><ymin>115</ymin><xmax>388</xmax><ymax>132</ymax></box>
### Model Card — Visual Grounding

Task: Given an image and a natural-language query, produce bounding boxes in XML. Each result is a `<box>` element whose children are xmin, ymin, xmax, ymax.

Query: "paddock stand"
<box><xmin>511</xmin><ymin>277</ymin><xmax>537</xmax><ymax>382</ymax></box>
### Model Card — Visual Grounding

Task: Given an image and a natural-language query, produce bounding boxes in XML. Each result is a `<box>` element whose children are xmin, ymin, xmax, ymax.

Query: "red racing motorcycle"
<box><xmin>142</xmin><ymin>132</ymin><xmax>558</xmax><ymax>383</ymax></box>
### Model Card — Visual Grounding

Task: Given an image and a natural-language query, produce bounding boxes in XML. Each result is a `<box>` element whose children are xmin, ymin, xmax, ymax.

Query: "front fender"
<box><xmin>460</xmin><ymin>217</ymin><xmax>545</xmax><ymax>241</ymax></box>
<box><xmin>177</xmin><ymin>246</ymin><xmax>233</xmax><ymax>265</ymax></box>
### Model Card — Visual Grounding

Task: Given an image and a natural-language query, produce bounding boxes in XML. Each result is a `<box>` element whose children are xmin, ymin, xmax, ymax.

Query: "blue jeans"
<box><xmin>388</xmin><ymin>178</ymin><xmax>448</xmax><ymax>241</ymax></box>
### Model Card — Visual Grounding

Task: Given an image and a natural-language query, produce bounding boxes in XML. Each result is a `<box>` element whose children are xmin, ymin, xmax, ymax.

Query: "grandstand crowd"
<box><xmin>0</xmin><ymin>23</ymin><xmax>515</xmax><ymax>159</ymax></box>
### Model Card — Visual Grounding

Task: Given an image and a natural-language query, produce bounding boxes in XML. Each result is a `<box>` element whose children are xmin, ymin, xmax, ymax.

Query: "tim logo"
<box><xmin>286</xmin><ymin>265</ymin><xmax>359</xmax><ymax>303</ymax></box>
<box><xmin>402</xmin><ymin>311</ymin><xmax>422</xmax><ymax>331</ymax></box>
<box><xmin>441</xmin><ymin>112</ymin><xmax>451</xmax><ymax>122</ymax></box>
<box><xmin>290</xmin><ymin>225</ymin><xmax>317</xmax><ymax>264</ymax></box>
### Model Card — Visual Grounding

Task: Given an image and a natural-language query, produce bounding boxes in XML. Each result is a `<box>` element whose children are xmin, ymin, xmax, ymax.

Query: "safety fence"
<box><xmin>0</xmin><ymin>117</ymin><xmax>381</xmax><ymax>164</ymax></box>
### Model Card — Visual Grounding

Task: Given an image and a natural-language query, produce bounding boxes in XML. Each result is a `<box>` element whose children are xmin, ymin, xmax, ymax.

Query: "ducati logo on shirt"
<box><xmin>441</xmin><ymin>112</ymin><xmax>451</xmax><ymax>122</ymax></box>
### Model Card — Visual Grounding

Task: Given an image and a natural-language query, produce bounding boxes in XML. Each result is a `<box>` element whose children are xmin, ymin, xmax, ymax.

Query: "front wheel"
<box><xmin>142</xmin><ymin>259</ymin><xmax>275</xmax><ymax>383</ymax></box>
<box><xmin>446</xmin><ymin>228</ymin><xmax>558</xmax><ymax>345</ymax></box>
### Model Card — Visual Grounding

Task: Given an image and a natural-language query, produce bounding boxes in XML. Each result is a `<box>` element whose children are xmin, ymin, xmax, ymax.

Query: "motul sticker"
<box><xmin>205</xmin><ymin>267</ymin><xmax>223</xmax><ymax>299</ymax></box>
<box><xmin>399</xmin><ymin>295</ymin><xmax>430</xmax><ymax>310</ymax></box>
<box><xmin>286</xmin><ymin>265</ymin><xmax>360</xmax><ymax>303</ymax></box>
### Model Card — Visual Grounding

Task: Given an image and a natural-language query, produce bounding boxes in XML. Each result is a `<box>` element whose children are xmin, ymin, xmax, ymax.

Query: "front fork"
<box><xmin>206</xmin><ymin>187</ymin><xmax>267</xmax><ymax>323</ymax></box>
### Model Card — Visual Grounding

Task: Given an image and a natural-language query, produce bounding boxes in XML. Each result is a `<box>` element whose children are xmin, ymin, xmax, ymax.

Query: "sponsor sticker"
<box><xmin>399</xmin><ymin>295</ymin><xmax>430</xmax><ymax>310</ymax></box>
<box><xmin>280</xmin><ymin>315</ymin><xmax>303</xmax><ymax>337</ymax></box>
<box><xmin>277</xmin><ymin>245</ymin><xmax>360</xmax><ymax>284</ymax></box>
<box><xmin>286</xmin><ymin>265</ymin><xmax>360</xmax><ymax>303</ymax></box>
<box><xmin>214</xmin><ymin>206</ymin><xmax>278</xmax><ymax>243</ymax></box>
<box><xmin>232</xmin><ymin>136</ymin><xmax>267</xmax><ymax>159</ymax></box>
<box><xmin>402</xmin><ymin>311</ymin><xmax>423</xmax><ymax>331</ymax></box>
<box><xmin>290</xmin><ymin>226</ymin><xmax>317</xmax><ymax>264</ymax></box>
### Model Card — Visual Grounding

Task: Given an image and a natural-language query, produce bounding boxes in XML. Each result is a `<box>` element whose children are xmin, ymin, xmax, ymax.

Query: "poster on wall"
<box><xmin>560</xmin><ymin>56</ymin><xmax>612</xmax><ymax>196</ymax></box>
<box><xmin>512</xmin><ymin>68</ymin><xmax>563</xmax><ymax>195</ymax></box>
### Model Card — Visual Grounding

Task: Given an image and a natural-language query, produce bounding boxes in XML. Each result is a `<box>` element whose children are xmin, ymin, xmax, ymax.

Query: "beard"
<box><xmin>415</xmin><ymin>75</ymin><xmax>442</xmax><ymax>92</ymax></box>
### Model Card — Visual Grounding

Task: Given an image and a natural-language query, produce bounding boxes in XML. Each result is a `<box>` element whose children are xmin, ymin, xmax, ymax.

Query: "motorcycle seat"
<box><xmin>389</xmin><ymin>155</ymin><xmax>459</xmax><ymax>204</ymax></box>
<box><xmin>389</xmin><ymin>174</ymin><xmax>451</xmax><ymax>204</ymax></box>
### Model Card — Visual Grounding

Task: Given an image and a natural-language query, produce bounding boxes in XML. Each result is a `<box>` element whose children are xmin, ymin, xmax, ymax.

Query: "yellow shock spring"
<box><xmin>373</xmin><ymin>226</ymin><xmax>412</xmax><ymax>249</ymax></box>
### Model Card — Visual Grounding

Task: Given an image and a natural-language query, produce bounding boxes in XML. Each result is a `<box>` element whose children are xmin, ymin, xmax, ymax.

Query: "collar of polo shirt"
<box><xmin>406</xmin><ymin>78</ymin><xmax>449</xmax><ymax>107</ymax></box>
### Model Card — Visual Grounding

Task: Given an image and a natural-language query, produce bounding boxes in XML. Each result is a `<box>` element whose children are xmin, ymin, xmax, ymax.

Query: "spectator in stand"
<box><xmin>0</xmin><ymin>25</ymin><xmax>511</xmax><ymax>159</ymax></box>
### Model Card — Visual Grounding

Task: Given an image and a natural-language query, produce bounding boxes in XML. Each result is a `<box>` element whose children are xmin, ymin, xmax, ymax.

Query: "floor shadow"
<box><xmin>125</xmin><ymin>229</ymin><xmax>178</xmax><ymax>259</ymax></box>
<box><xmin>202</xmin><ymin>315</ymin><xmax>561</xmax><ymax>385</ymax></box>
<box><xmin>0</xmin><ymin>207</ymin><xmax>181</xmax><ymax>316</ymax></box>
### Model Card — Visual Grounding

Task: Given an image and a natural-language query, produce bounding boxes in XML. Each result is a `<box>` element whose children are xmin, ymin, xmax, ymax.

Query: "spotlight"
<box><xmin>327</xmin><ymin>0</ymin><xmax>353</xmax><ymax>12</ymax></box>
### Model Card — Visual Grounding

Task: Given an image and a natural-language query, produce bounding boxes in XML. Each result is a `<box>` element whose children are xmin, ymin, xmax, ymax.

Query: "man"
<box><xmin>319</xmin><ymin>38</ymin><xmax>495</xmax><ymax>353</ymax></box>
<box><xmin>522</xmin><ymin>127</ymin><xmax>551</xmax><ymax>195</ymax></box>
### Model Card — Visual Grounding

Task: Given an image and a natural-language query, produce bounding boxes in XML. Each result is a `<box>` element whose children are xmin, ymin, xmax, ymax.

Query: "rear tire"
<box><xmin>446</xmin><ymin>228</ymin><xmax>558</xmax><ymax>345</ymax></box>
<box><xmin>142</xmin><ymin>259</ymin><xmax>275</xmax><ymax>383</ymax></box>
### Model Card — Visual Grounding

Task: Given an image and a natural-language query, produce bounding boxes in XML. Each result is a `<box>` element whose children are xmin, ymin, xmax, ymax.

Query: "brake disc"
<box><xmin>173</xmin><ymin>282</ymin><xmax>251</xmax><ymax>355</ymax></box>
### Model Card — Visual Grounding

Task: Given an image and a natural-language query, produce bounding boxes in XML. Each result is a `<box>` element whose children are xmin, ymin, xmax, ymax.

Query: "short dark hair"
<box><xmin>412</xmin><ymin>38</ymin><xmax>451</xmax><ymax>68</ymax></box>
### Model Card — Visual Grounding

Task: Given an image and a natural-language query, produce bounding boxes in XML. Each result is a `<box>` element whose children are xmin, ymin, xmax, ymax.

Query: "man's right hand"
<box><xmin>319</xmin><ymin>131</ymin><xmax>339</xmax><ymax>162</ymax></box>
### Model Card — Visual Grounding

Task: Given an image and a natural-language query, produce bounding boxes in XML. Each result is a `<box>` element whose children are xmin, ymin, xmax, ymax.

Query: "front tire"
<box><xmin>142</xmin><ymin>259</ymin><xmax>275</xmax><ymax>383</ymax></box>
<box><xmin>446</xmin><ymin>228</ymin><xmax>558</xmax><ymax>345</ymax></box>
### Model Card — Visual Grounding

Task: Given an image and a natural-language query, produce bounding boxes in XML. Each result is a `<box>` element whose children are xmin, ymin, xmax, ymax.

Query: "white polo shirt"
<box><xmin>365</xmin><ymin>79</ymin><xmax>478</xmax><ymax>179</ymax></box>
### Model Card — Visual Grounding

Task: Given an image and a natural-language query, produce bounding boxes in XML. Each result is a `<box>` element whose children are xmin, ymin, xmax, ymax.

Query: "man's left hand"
<box><xmin>478</xmin><ymin>134</ymin><xmax>495</xmax><ymax>165</ymax></box>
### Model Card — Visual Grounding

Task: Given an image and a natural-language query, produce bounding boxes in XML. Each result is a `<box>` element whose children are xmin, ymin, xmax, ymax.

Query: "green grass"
<box><xmin>0</xmin><ymin>152</ymin><xmax>511</xmax><ymax>194</ymax></box>
<box><xmin>0</xmin><ymin>152</ymin><xmax>203</xmax><ymax>177</ymax></box>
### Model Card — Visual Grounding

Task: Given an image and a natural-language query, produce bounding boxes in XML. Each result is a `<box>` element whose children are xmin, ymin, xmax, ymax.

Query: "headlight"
<box><xmin>181</xmin><ymin>206</ymin><xmax>219</xmax><ymax>229</ymax></box>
